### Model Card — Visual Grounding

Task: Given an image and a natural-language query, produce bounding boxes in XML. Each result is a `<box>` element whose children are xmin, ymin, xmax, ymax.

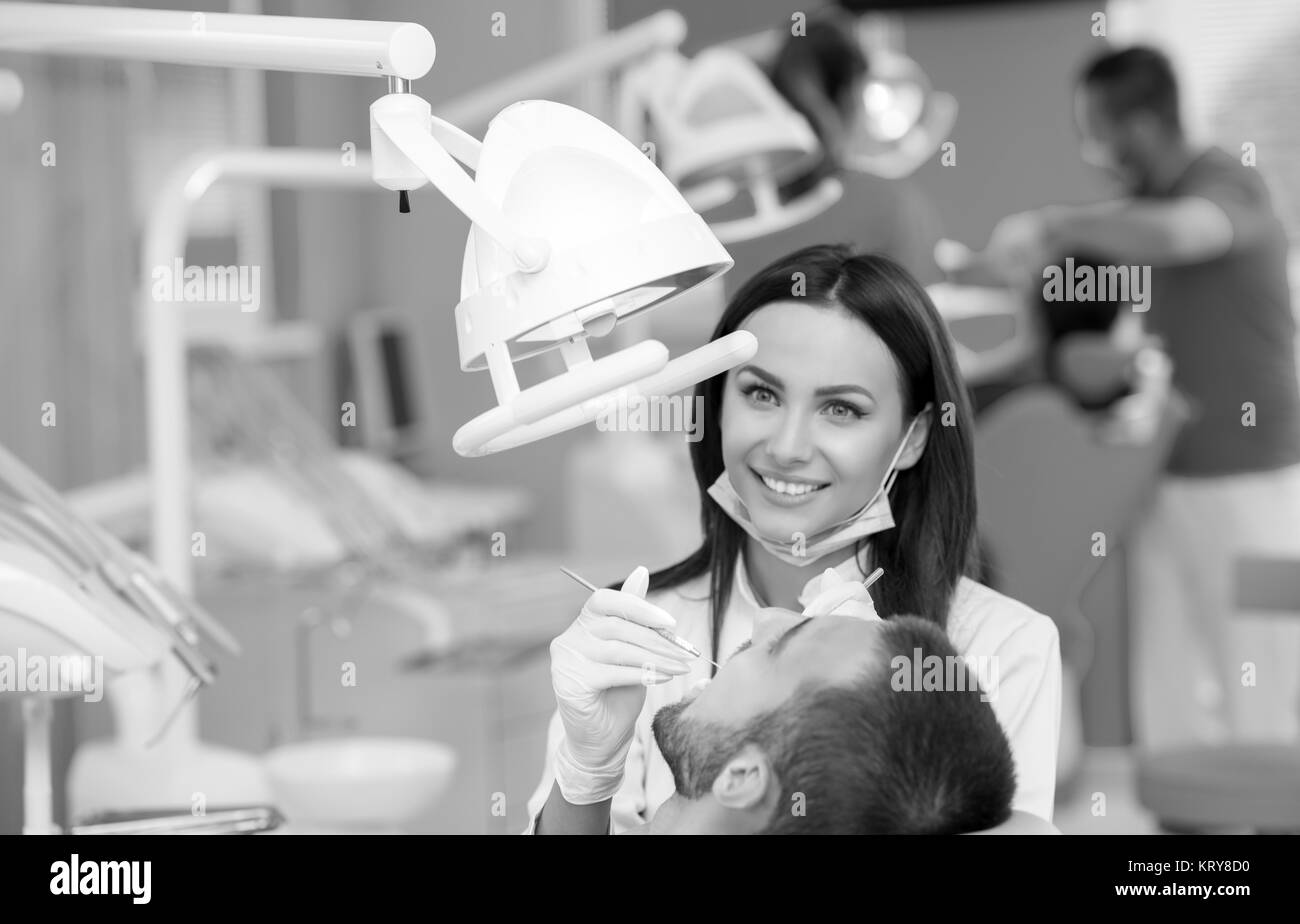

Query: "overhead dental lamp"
<box><xmin>0</xmin><ymin>3</ymin><xmax>757</xmax><ymax>459</ymax></box>
<box><xmin>369</xmin><ymin>92</ymin><xmax>751</xmax><ymax>456</ymax></box>
<box><xmin>618</xmin><ymin>45</ymin><xmax>843</xmax><ymax>244</ymax></box>
<box><xmin>841</xmin><ymin>45</ymin><xmax>957</xmax><ymax>179</ymax></box>
<box><xmin>725</xmin><ymin>8</ymin><xmax>956</xmax><ymax>182</ymax></box>
<box><xmin>843</xmin><ymin>13</ymin><xmax>957</xmax><ymax>179</ymax></box>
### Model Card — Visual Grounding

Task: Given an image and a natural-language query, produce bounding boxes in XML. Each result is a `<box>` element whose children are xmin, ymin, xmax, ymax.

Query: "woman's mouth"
<box><xmin>751</xmin><ymin>468</ymin><xmax>830</xmax><ymax>506</ymax></box>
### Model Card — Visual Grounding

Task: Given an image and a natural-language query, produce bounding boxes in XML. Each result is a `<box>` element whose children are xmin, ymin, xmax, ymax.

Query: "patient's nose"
<box><xmin>751</xmin><ymin>607</ymin><xmax>804</xmax><ymax>648</ymax></box>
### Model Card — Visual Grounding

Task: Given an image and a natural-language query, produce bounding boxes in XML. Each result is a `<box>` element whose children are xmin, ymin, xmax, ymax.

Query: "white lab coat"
<box><xmin>525</xmin><ymin>554</ymin><xmax>1062</xmax><ymax>832</ymax></box>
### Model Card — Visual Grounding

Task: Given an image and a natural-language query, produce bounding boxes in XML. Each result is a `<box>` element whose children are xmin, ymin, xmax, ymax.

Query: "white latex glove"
<box><xmin>801</xmin><ymin>568</ymin><xmax>881</xmax><ymax>622</ymax></box>
<box><xmin>550</xmin><ymin>565</ymin><xmax>692</xmax><ymax>804</ymax></box>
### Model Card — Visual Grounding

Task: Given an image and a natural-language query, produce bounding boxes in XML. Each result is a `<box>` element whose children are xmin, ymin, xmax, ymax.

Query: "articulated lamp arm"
<box><xmin>369</xmin><ymin>94</ymin><xmax>550</xmax><ymax>274</ymax></box>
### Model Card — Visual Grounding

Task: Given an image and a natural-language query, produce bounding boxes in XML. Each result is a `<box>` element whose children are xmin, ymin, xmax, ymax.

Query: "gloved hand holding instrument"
<box><xmin>548</xmin><ymin>563</ymin><xmax>884</xmax><ymax>807</ymax></box>
<box><xmin>550</xmin><ymin>565</ymin><xmax>696</xmax><ymax>804</ymax></box>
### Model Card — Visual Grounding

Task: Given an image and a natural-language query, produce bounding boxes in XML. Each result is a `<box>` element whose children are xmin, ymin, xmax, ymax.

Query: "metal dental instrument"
<box><xmin>558</xmin><ymin>566</ymin><xmax>721</xmax><ymax>670</ymax></box>
<box><xmin>144</xmin><ymin>674</ymin><xmax>204</xmax><ymax>749</ymax></box>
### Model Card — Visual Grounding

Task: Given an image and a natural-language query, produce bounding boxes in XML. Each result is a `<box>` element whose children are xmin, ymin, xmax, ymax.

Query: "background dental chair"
<box><xmin>1134</xmin><ymin>556</ymin><xmax>1300</xmax><ymax>834</ymax></box>
<box><xmin>972</xmin><ymin>363</ymin><xmax>1187</xmax><ymax>794</ymax></box>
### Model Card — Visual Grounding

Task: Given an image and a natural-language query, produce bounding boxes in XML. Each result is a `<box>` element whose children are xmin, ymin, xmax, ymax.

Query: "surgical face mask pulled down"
<box><xmin>707</xmin><ymin>410</ymin><xmax>928</xmax><ymax>567</ymax></box>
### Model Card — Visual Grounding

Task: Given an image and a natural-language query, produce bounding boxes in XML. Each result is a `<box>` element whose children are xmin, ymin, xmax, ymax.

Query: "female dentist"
<box><xmin>526</xmin><ymin>245</ymin><xmax>1062</xmax><ymax>834</ymax></box>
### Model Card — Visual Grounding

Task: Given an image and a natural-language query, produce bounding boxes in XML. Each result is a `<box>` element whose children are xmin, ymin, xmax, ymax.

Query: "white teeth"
<box><xmin>759</xmin><ymin>473</ymin><xmax>825</xmax><ymax>496</ymax></box>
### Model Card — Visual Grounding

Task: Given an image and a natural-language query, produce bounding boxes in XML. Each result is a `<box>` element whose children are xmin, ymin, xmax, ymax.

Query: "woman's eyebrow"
<box><xmin>738</xmin><ymin>364</ymin><xmax>875</xmax><ymax>401</ymax></box>
<box><xmin>769</xmin><ymin>617</ymin><xmax>814</xmax><ymax>658</ymax></box>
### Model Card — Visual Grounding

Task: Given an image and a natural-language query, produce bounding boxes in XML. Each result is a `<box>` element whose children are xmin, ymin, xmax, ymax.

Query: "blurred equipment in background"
<box><xmin>0</xmin><ymin>68</ymin><xmax>20</xmax><ymax>112</ymax></box>
<box><xmin>69</xmin><ymin>346</ymin><xmax>532</xmax><ymax>577</ymax></box>
<box><xmin>973</xmin><ymin>380</ymin><xmax>1188</xmax><ymax>794</ymax></box>
<box><xmin>263</xmin><ymin>737</ymin><xmax>455</xmax><ymax>833</ymax></box>
<box><xmin>619</xmin><ymin>44</ymin><xmax>841</xmax><ymax>244</ymax></box>
<box><xmin>936</xmin><ymin>241</ymin><xmax>1167</xmax><ymax>421</ymax></box>
<box><xmin>565</xmin><ymin>427</ymin><xmax>703</xmax><ymax>573</ymax></box>
<box><xmin>1137</xmin><ymin>556</ymin><xmax>1300</xmax><ymax>833</ymax></box>
<box><xmin>0</xmin><ymin>444</ymin><xmax>242</xmax><ymax>834</ymax></box>
<box><xmin>716</xmin><ymin>5</ymin><xmax>953</xmax><ymax>293</ymax></box>
<box><xmin>346</xmin><ymin>305</ymin><xmax>440</xmax><ymax>467</ymax></box>
<box><xmin>843</xmin><ymin>11</ymin><xmax>958</xmax><ymax>179</ymax></box>
<box><xmin>741</xmin><ymin>6</ymin><xmax>957</xmax><ymax>181</ymax></box>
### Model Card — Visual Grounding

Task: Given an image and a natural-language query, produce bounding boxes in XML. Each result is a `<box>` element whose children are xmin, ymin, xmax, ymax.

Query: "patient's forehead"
<box><xmin>789</xmin><ymin>615</ymin><xmax>885</xmax><ymax>674</ymax></box>
<box><xmin>762</xmin><ymin>609</ymin><xmax>882</xmax><ymax>644</ymax></box>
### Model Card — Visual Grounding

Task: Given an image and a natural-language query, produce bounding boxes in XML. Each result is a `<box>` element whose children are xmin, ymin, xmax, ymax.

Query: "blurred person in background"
<box><xmin>980</xmin><ymin>46</ymin><xmax>1300</xmax><ymax>749</ymax></box>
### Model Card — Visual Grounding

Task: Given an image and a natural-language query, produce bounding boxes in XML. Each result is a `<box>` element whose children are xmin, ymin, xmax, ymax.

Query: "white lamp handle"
<box><xmin>452</xmin><ymin>331</ymin><xmax>757</xmax><ymax>457</ymax></box>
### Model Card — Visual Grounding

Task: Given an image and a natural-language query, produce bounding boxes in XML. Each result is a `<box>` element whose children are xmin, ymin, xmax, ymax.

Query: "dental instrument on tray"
<box><xmin>558</xmin><ymin>566</ymin><xmax>720</xmax><ymax>669</ymax></box>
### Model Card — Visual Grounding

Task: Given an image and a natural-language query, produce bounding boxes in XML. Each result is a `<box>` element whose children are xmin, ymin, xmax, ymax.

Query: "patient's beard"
<box><xmin>652</xmin><ymin>699</ymin><xmax>754</xmax><ymax>801</ymax></box>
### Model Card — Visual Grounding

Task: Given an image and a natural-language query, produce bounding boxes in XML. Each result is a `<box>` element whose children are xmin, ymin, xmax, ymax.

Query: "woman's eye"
<box><xmin>741</xmin><ymin>384</ymin><xmax>776</xmax><ymax>405</ymax></box>
<box><xmin>826</xmin><ymin>401</ymin><xmax>864</xmax><ymax>420</ymax></box>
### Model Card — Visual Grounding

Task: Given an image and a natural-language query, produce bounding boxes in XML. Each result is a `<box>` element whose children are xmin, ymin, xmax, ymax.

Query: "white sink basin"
<box><xmin>264</xmin><ymin>737</ymin><xmax>456</xmax><ymax>832</ymax></box>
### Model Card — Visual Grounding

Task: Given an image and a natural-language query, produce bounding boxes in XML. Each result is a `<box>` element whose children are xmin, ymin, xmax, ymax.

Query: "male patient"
<box><xmin>631</xmin><ymin>609</ymin><xmax>1015</xmax><ymax>835</ymax></box>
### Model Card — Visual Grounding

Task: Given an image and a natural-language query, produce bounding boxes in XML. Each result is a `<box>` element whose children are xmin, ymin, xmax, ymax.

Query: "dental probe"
<box><xmin>558</xmin><ymin>566</ymin><xmax>721</xmax><ymax>669</ymax></box>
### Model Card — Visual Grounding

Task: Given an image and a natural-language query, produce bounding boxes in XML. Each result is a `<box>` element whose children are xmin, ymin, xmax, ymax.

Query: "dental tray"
<box><xmin>70</xmin><ymin>804</ymin><xmax>284</xmax><ymax>835</ymax></box>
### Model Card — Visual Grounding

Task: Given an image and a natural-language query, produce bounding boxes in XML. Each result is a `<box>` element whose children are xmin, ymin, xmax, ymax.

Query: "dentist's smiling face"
<box><xmin>721</xmin><ymin>301</ymin><xmax>918</xmax><ymax>546</ymax></box>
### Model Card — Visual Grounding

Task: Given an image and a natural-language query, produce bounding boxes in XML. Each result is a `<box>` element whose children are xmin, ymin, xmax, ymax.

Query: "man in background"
<box><xmin>982</xmin><ymin>46</ymin><xmax>1300</xmax><ymax>749</ymax></box>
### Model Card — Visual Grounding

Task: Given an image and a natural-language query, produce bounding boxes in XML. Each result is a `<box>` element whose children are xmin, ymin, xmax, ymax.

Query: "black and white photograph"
<box><xmin>0</xmin><ymin>0</ymin><xmax>1296</xmax><ymax>887</ymax></box>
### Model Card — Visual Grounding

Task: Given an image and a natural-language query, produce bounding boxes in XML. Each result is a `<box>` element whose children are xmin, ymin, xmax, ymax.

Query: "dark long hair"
<box><xmin>770</xmin><ymin>7</ymin><xmax>867</xmax><ymax>138</ymax></box>
<box><xmin>768</xmin><ymin>8</ymin><xmax>867</xmax><ymax>199</ymax></box>
<box><xmin>645</xmin><ymin>244</ymin><xmax>978</xmax><ymax>672</ymax></box>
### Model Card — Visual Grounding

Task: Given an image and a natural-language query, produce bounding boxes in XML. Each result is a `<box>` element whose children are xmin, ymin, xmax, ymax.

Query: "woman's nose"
<box><xmin>751</xmin><ymin>607</ymin><xmax>804</xmax><ymax>647</ymax></box>
<box><xmin>765</xmin><ymin>410</ymin><xmax>813</xmax><ymax>464</ymax></box>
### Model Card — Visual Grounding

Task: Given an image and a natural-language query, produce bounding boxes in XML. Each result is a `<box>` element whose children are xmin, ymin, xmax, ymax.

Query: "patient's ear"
<box><xmin>711</xmin><ymin>743</ymin><xmax>775</xmax><ymax>812</ymax></box>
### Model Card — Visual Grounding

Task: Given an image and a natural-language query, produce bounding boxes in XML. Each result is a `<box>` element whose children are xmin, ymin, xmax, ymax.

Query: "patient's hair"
<box><xmin>666</xmin><ymin>616</ymin><xmax>1016</xmax><ymax>834</ymax></box>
